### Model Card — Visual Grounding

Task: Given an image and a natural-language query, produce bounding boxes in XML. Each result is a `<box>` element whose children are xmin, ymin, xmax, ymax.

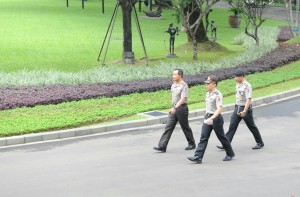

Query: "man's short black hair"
<box><xmin>174</xmin><ymin>69</ymin><xmax>183</xmax><ymax>78</ymax></box>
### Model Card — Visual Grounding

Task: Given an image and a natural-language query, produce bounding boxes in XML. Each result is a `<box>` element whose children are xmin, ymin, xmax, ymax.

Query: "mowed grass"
<box><xmin>0</xmin><ymin>0</ymin><xmax>288</xmax><ymax>72</ymax></box>
<box><xmin>0</xmin><ymin>60</ymin><xmax>299</xmax><ymax>137</ymax></box>
<box><xmin>0</xmin><ymin>0</ymin><xmax>295</xmax><ymax>137</ymax></box>
<box><xmin>286</xmin><ymin>37</ymin><xmax>300</xmax><ymax>43</ymax></box>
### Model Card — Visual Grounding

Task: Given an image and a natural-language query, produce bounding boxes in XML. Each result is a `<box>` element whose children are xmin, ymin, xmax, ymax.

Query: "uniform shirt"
<box><xmin>236</xmin><ymin>80</ymin><xmax>252</xmax><ymax>106</ymax></box>
<box><xmin>171</xmin><ymin>81</ymin><xmax>188</xmax><ymax>105</ymax></box>
<box><xmin>205</xmin><ymin>89</ymin><xmax>223</xmax><ymax>114</ymax></box>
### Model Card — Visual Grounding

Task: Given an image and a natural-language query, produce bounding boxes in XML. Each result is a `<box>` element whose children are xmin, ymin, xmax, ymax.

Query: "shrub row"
<box><xmin>0</xmin><ymin>43</ymin><xmax>299</xmax><ymax>110</ymax></box>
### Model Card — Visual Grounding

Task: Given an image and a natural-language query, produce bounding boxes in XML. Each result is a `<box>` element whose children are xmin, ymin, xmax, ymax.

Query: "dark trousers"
<box><xmin>195</xmin><ymin>114</ymin><xmax>234</xmax><ymax>158</ymax></box>
<box><xmin>226</xmin><ymin>105</ymin><xmax>263</xmax><ymax>144</ymax></box>
<box><xmin>158</xmin><ymin>104</ymin><xmax>195</xmax><ymax>149</ymax></box>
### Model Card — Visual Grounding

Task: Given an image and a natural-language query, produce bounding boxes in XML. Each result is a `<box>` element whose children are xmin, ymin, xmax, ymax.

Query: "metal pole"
<box><xmin>97</xmin><ymin>2</ymin><xmax>119</xmax><ymax>61</ymax></box>
<box><xmin>102</xmin><ymin>2</ymin><xmax>120</xmax><ymax>66</ymax></box>
<box><xmin>66</xmin><ymin>0</ymin><xmax>69</xmax><ymax>7</ymax></box>
<box><xmin>133</xmin><ymin>4</ymin><xmax>149</xmax><ymax>66</ymax></box>
<box><xmin>102</xmin><ymin>0</ymin><xmax>104</xmax><ymax>14</ymax></box>
<box><xmin>82</xmin><ymin>0</ymin><xmax>84</xmax><ymax>9</ymax></box>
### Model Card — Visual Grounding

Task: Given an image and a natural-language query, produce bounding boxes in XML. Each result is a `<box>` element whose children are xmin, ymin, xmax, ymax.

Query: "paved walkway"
<box><xmin>1</xmin><ymin>88</ymin><xmax>299</xmax><ymax>147</ymax></box>
<box><xmin>215</xmin><ymin>1</ymin><xmax>297</xmax><ymax>22</ymax></box>
<box><xmin>0</xmin><ymin>95</ymin><xmax>299</xmax><ymax>197</ymax></box>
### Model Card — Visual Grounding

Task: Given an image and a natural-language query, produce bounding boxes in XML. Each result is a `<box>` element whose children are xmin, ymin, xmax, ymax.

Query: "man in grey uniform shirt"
<box><xmin>153</xmin><ymin>69</ymin><xmax>196</xmax><ymax>152</ymax></box>
<box><xmin>217</xmin><ymin>68</ymin><xmax>264</xmax><ymax>150</ymax></box>
<box><xmin>188</xmin><ymin>75</ymin><xmax>235</xmax><ymax>163</ymax></box>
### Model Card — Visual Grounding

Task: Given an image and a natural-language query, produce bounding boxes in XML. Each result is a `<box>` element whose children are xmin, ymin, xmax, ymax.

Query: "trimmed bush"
<box><xmin>277</xmin><ymin>26</ymin><xmax>294</xmax><ymax>42</ymax></box>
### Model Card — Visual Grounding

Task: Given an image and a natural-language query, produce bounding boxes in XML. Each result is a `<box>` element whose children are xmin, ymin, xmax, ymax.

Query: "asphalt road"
<box><xmin>0</xmin><ymin>96</ymin><xmax>300</xmax><ymax>197</ymax></box>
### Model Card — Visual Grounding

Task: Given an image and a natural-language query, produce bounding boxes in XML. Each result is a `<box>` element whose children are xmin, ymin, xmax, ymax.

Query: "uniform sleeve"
<box><xmin>216</xmin><ymin>95</ymin><xmax>223</xmax><ymax>108</ymax></box>
<box><xmin>245</xmin><ymin>84</ymin><xmax>252</xmax><ymax>99</ymax></box>
<box><xmin>171</xmin><ymin>84</ymin><xmax>174</xmax><ymax>92</ymax></box>
<box><xmin>181</xmin><ymin>84</ymin><xmax>188</xmax><ymax>99</ymax></box>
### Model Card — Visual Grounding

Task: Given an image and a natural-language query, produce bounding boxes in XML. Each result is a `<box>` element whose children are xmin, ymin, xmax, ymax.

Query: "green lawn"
<box><xmin>286</xmin><ymin>37</ymin><xmax>300</xmax><ymax>43</ymax></box>
<box><xmin>0</xmin><ymin>0</ymin><xmax>296</xmax><ymax>137</ymax></box>
<box><xmin>0</xmin><ymin>60</ymin><xmax>299</xmax><ymax>137</ymax></box>
<box><xmin>0</xmin><ymin>0</ymin><xmax>287</xmax><ymax>72</ymax></box>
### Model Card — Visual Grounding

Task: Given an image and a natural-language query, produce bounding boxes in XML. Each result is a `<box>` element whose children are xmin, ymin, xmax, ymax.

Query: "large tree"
<box><xmin>172</xmin><ymin>0</ymin><xmax>220</xmax><ymax>60</ymax></box>
<box><xmin>241</xmin><ymin>0</ymin><xmax>268</xmax><ymax>46</ymax></box>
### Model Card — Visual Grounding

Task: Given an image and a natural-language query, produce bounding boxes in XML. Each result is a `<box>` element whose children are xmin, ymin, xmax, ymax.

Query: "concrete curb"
<box><xmin>1</xmin><ymin>88</ymin><xmax>299</xmax><ymax>148</ymax></box>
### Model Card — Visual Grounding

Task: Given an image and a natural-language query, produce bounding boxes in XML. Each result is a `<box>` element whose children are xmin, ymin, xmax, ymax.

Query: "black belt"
<box><xmin>205</xmin><ymin>113</ymin><xmax>222</xmax><ymax>119</ymax></box>
<box><xmin>235</xmin><ymin>104</ymin><xmax>252</xmax><ymax>108</ymax></box>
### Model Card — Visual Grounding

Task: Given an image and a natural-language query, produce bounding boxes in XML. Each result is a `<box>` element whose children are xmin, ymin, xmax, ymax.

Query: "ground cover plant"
<box><xmin>0</xmin><ymin>42</ymin><xmax>299</xmax><ymax>110</ymax></box>
<box><xmin>0</xmin><ymin>26</ymin><xmax>280</xmax><ymax>86</ymax></box>
<box><xmin>0</xmin><ymin>60</ymin><xmax>299</xmax><ymax>137</ymax></box>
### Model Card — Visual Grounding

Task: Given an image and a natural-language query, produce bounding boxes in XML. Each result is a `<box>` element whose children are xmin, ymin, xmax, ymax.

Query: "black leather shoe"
<box><xmin>153</xmin><ymin>146</ymin><xmax>166</xmax><ymax>152</ymax></box>
<box><xmin>187</xmin><ymin>155</ymin><xmax>202</xmax><ymax>163</ymax></box>
<box><xmin>223</xmin><ymin>154</ymin><xmax>235</xmax><ymax>161</ymax></box>
<box><xmin>185</xmin><ymin>144</ymin><xmax>196</xmax><ymax>150</ymax></box>
<box><xmin>252</xmin><ymin>143</ymin><xmax>264</xmax><ymax>149</ymax></box>
<box><xmin>216</xmin><ymin>145</ymin><xmax>225</xmax><ymax>150</ymax></box>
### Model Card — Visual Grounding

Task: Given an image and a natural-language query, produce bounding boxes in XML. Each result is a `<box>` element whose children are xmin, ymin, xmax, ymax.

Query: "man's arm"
<box><xmin>239</xmin><ymin>98</ymin><xmax>251</xmax><ymax>116</ymax></box>
<box><xmin>175</xmin><ymin>97</ymin><xmax>186</xmax><ymax>109</ymax></box>
<box><xmin>240</xmin><ymin>84</ymin><xmax>252</xmax><ymax>116</ymax></box>
<box><xmin>206</xmin><ymin>106</ymin><xmax>222</xmax><ymax>125</ymax></box>
<box><xmin>170</xmin><ymin>97</ymin><xmax>186</xmax><ymax>114</ymax></box>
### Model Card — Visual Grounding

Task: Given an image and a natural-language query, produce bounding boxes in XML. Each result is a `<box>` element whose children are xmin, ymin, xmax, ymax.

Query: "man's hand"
<box><xmin>238</xmin><ymin>111</ymin><xmax>246</xmax><ymax>118</ymax></box>
<box><xmin>206</xmin><ymin>118</ymin><xmax>213</xmax><ymax>125</ymax></box>
<box><xmin>169</xmin><ymin>108</ymin><xmax>176</xmax><ymax>115</ymax></box>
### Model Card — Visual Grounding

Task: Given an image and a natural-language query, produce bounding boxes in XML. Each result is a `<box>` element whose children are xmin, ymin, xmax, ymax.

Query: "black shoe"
<box><xmin>187</xmin><ymin>155</ymin><xmax>202</xmax><ymax>163</ymax></box>
<box><xmin>185</xmin><ymin>144</ymin><xmax>196</xmax><ymax>150</ymax></box>
<box><xmin>216</xmin><ymin>145</ymin><xmax>225</xmax><ymax>150</ymax></box>
<box><xmin>223</xmin><ymin>154</ymin><xmax>235</xmax><ymax>161</ymax></box>
<box><xmin>153</xmin><ymin>146</ymin><xmax>167</xmax><ymax>153</ymax></box>
<box><xmin>153</xmin><ymin>146</ymin><xmax>166</xmax><ymax>152</ymax></box>
<box><xmin>252</xmin><ymin>143</ymin><xmax>264</xmax><ymax>149</ymax></box>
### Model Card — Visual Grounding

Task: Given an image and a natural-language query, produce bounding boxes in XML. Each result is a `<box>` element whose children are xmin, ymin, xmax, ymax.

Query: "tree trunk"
<box><xmin>121</xmin><ymin>5</ymin><xmax>133</xmax><ymax>53</ymax></box>
<box><xmin>255</xmin><ymin>27</ymin><xmax>259</xmax><ymax>46</ymax></box>
<box><xmin>192</xmin><ymin>36</ymin><xmax>198</xmax><ymax>60</ymax></box>
<box><xmin>187</xmin><ymin>19</ymin><xmax>208</xmax><ymax>43</ymax></box>
<box><xmin>119</xmin><ymin>0</ymin><xmax>138</xmax><ymax>64</ymax></box>
<box><xmin>245</xmin><ymin>26</ymin><xmax>260</xmax><ymax>46</ymax></box>
<box><xmin>184</xmin><ymin>5</ymin><xmax>208</xmax><ymax>43</ymax></box>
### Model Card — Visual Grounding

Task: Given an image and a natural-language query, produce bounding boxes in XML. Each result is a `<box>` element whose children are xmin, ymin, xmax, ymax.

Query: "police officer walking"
<box><xmin>216</xmin><ymin>68</ymin><xmax>264</xmax><ymax>150</ymax></box>
<box><xmin>188</xmin><ymin>76</ymin><xmax>235</xmax><ymax>163</ymax></box>
<box><xmin>153</xmin><ymin>69</ymin><xmax>196</xmax><ymax>152</ymax></box>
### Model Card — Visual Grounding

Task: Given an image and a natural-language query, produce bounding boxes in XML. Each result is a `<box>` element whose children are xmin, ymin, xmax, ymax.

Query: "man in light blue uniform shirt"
<box><xmin>188</xmin><ymin>75</ymin><xmax>235</xmax><ymax>164</ymax></box>
<box><xmin>217</xmin><ymin>68</ymin><xmax>264</xmax><ymax>150</ymax></box>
